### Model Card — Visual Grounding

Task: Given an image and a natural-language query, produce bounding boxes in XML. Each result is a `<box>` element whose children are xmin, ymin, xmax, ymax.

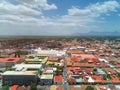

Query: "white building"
<box><xmin>35</xmin><ymin>48</ymin><xmax>66</xmax><ymax>57</ymax></box>
<box><xmin>12</xmin><ymin>64</ymin><xmax>42</xmax><ymax>71</ymax></box>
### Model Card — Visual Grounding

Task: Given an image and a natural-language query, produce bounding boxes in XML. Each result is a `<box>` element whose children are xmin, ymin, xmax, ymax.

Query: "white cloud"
<box><xmin>0</xmin><ymin>0</ymin><xmax>120</xmax><ymax>35</ymax></box>
<box><xmin>18</xmin><ymin>0</ymin><xmax>57</xmax><ymax>10</ymax></box>
<box><xmin>55</xmin><ymin>0</ymin><xmax>120</xmax><ymax>33</ymax></box>
<box><xmin>0</xmin><ymin>1</ymin><xmax>41</xmax><ymax>16</ymax></box>
<box><xmin>68</xmin><ymin>0</ymin><xmax>119</xmax><ymax>17</ymax></box>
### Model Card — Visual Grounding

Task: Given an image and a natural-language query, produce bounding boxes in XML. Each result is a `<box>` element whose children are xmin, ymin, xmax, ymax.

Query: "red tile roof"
<box><xmin>68</xmin><ymin>77</ymin><xmax>76</xmax><ymax>83</ymax></box>
<box><xmin>91</xmin><ymin>75</ymin><xmax>106</xmax><ymax>83</ymax></box>
<box><xmin>0</xmin><ymin>58</ymin><xmax>20</xmax><ymax>63</ymax></box>
<box><xmin>111</xmin><ymin>76</ymin><xmax>120</xmax><ymax>83</ymax></box>
<box><xmin>11</xmin><ymin>85</ymin><xmax>19</xmax><ymax>90</ymax></box>
<box><xmin>54</xmin><ymin>76</ymin><xmax>63</xmax><ymax>82</ymax></box>
<box><xmin>72</xmin><ymin>54</ymin><xmax>99</xmax><ymax>62</ymax></box>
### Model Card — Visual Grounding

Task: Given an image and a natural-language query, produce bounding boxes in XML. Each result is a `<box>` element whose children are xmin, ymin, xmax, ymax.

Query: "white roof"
<box><xmin>2</xmin><ymin>71</ymin><xmax>37</xmax><ymax>75</ymax></box>
<box><xmin>13</xmin><ymin>64</ymin><xmax>42</xmax><ymax>70</ymax></box>
<box><xmin>53</xmin><ymin>68</ymin><xmax>57</xmax><ymax>71</ymax></box>
<box><xmin>46</xmin><ymin>70</ymin><xmax>53</xmax><ymax>73</ymax></box>
<box><xmin>86</xmin><ymin>76</ymin><xmax>94</xmax><ymax>83</ymax></box>
<box><xmin>97</xmin><ymin>68</ymin><xmax>106</xmax><ymax>75</ymax></box>
<box><xmin>99</xmin><ymin>58</ymin><xmax>108</xmax><ymax>63</ymax></box>
<box><xmin>36</xmin><ymin>47</ymin><xmax>65</xmax><ymax>56</ymax></box>
<box><xmin>77</xmin><ymin>46</ymin><xmax>86</xmax><ymax>49</ymax></box>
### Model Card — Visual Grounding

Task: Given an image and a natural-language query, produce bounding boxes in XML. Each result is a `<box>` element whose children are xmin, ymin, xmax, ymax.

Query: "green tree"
<box><xmin>116</xmin><ymin>72</ymin><xmax>120</xmax><ymax>78</ymax></box>
<box><xmin>0</xmin><ymin>85</ymin><xmax>9</xmax><ymax>90</ymax></box>
<box><xmin>55</xmin><ymin>70</ymin><xmax>62</xmax><ymax>75</ymax></box>
<box><xmin>30</xmin><ymin>83</ymin><xmax>37</xmax><ymax>90</ymax></box>
<box><xmin>85</xmin><ymin>86</ymin><xmax>94</xmax><ymax>90</ymax></box>
<box><xmin>93</xmin><ymin>68</ymin><xmax>97</xmax><ymax>72</ymax></box>
<box><xmin>106</xmin><ymin>74</ymin><xmax>111</xmax><ymax>80</ymax></box>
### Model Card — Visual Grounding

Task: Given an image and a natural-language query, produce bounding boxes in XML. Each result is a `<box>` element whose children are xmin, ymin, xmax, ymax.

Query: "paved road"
<box><xmin>63</xmin><ymin>54</ymin><xmax>69</xmax><ymax>90</ymax></box>
<box><xmin>0</xmin><ymin>80</ymin><xmax>2</xmax><ymax>88</ymax></box>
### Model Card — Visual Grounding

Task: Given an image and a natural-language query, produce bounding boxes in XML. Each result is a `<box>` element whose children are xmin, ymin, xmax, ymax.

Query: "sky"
<box><xmin>0</xmin><ymin>0</ymin><xmax>120</xmax><ymax>36</ymax></box>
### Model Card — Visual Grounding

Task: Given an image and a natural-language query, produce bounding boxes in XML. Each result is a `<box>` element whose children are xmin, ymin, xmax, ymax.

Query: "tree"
<box><xmin>116</xmin><ymin>72</ymin><xmax>120</xmax><ymax>78</ymax></box>
<box><xmin>30</xmin><ymin>83</ymin><xmax>37</xmax><ymax>90</ymax></box>
<box><xmin>55</xmin><ymin>70</ymin><xmax>62</xmax><ymax>75</ymax></box>
<box><xmin>85</xmin><ymin>86</ymin><xmax>94</xmax><ymax>90</ymax></box>
<box><xmin>93</xmin><ymin>68</ymin><xmax>97</xmax><ymax>72</ymax></box>
<box><xmin>1</xmin><ymin>85</ymin><xmax>9</xmax><ymax>90</ymax></box>
<box><xmin>106</xmin><ymin>74</ymin><xmax>111</xmax><ymax>80</ymax></box>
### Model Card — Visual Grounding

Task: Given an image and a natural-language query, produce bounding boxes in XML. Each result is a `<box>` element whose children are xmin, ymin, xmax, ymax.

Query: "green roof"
<box><xmin>41</xmin><ymin>74</ymin><xmax>53</xmax><ymax>79</ymax></box>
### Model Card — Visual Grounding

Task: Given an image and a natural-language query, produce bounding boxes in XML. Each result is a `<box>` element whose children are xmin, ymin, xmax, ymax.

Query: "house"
<box><xmin>0</xmin><ymin>58</ymin><xmax>24</xmax><ymax>68</ymax></box>
<box><xmin>54</xmin><ymin>76</ymin><xmax>63</xmax><ymax>85</ymax></box>
<box><xmin>40</xmin><ymin>74</ymin><xmax>53</xmax><ymax>85</ymax></box>
<box><xmin>72</xmin><ymin>54</ymin><xmax>99</xmax><ymax>63</ymax></box>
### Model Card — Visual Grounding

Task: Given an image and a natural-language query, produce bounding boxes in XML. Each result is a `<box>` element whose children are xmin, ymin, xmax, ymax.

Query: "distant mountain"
<box><xmin>74</xmin><ymin>31</ymin><xmax>120</xmax><ymax>36</ymax></box>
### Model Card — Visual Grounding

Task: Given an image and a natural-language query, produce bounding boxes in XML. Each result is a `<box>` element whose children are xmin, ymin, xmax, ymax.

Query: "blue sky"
<box><xmin>0</xmin><ymin>0</ymin><xmax>120</xmax><ymax>36</ymax></box>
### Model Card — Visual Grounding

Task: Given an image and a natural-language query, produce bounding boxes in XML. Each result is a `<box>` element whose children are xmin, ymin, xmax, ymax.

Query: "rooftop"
<box><xmin>54</xmin><ymin>76</ymin><xmax>63</xmax><ymax>82</ymax></box>
<box><xmin>12</xmin><ymin>64</ymin><xmax>42</xmax><ymax>70</ymax></box>
<box><xmin>2</xmin><ymin>71</ymin><xmax>38</xmax><ymax>75</ymax></box>
<box><xmin>40</xmin><ymin>74</ymin><xmax>53</xmax><ymax>79</ymax></box>
<box><xmin>0</xmin><ymin>58</ymin><xmax>20</xmax><ymax>63</ymax></box>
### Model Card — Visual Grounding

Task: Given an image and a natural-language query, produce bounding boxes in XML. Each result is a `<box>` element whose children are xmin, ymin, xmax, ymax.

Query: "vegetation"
<box><xmin>103</xmin><ymin>74</ymin><xmax>112</xmax><ymax>80</ymax></box>
<box><xmin>30</xmin><ymin>83</ymin><xmax>37</xmax><ymax>90</ymax></box>
<box><xmin>28</xmin><ymin>56</ymin><xmax>34</xmax><ymax>59</ymax></box>
<box><xmin>39</xmin><ymin>70</ymin><xmax>42</xmax><ymax>75</ymax></box>
<box><xmin>0</xmin><ymin>86</ymin><xmax>9</xmax><ymax>90</ymax></box>
<box><xmin>55</xmin><ymin>70</ymin><xmax>63</xmax><ymax>76</ymax></box>
<box><xmin>47</xmin><ymin>45</ymin><xmax>57</xmax><ymax>49</ymax></box>
<box><xmin>15</xmin><ymin>50</ymin><xmax>29</xmax><ymax>56</ymax></box>
<box><xmin>85</xmin><ymin>86</ymin><xmax>94</xmax><ymax>90</ymax></box>
<box><xmin>116</xmin><ymin>72</ymin><xmax>120</xmax><ymax>78</ymax></box>
<box><xmin>5</xmin><ymin>68</ymin><xmax>11</xmax><ymax>71</ymax></box>
<box><xmin>93</xmin><ymin>68</ymin><xmax>97</xmax><ymax>72</ymax></box>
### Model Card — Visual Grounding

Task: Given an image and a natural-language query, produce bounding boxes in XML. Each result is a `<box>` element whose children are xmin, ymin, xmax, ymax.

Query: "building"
<box><xmin>40</xmin><ymin>74</ymin><xmax>53</xmax><ymax>85</ymax></box>
<box><xmin>72</xmin><ymin>54</ymin><xmax>99</xmax><ymax>63</ymax></box>
<box><xmin>25</xmin><ymin>56</ymin><xmax>48</xmax><ymax>64</ymax></box>
<box><xmin>2</xmin><ymin>71</ymin><xmax>38</xmax><ymax>86</ymax></box>
<box><xmin>54</xmin><ymin>76</ymin><xmax>63</xmax><ymax>85</ymax></box>
<box><xmin>35</xmin><ymin>48</ymin><xmax>65</xmax><ymax>57</ymax></box>
<box><xmin>0</xmin><ymin>58</ymin><xmax>24</xmax><ymax>68</ymax></box>
<box><xmin>12</xmin><ymin>64</ymin><xmax>42</xmax><ymax>71</ymax></box>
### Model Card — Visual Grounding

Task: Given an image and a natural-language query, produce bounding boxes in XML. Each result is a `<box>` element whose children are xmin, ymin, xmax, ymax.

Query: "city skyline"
<box><xmin>0</xmin><ymin>0</ymin><xmax>120</xmax><ymax>36</ymax></box>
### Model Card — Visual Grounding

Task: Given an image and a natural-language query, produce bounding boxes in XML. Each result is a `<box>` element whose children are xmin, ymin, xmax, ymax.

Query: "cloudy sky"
<box><xmin>0</xmin><ymin>0</ymin><xmax>120</xmax><ymax>36</ymax></box>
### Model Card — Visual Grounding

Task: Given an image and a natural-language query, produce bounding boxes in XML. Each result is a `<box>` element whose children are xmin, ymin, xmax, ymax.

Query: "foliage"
<box><xmin>0</xmin><ymin>86</ymin><xmax>9</xmax><ymax>90</ymax></box>
<box><xmin>103</xmin><ymin>74</ymin><xmax>112</xmax><ymax>80</ymax></box>
<box><xmin>30</xmin><ymin>83</ymin><xmax>37</xmax><ymax>90</ymax></box>
<box><xmin>55</xmin><ymin>70</ymin><xmax>63</xmax><ymax>76</ymax></box>
<box><xmin>116</xmin><ymin>72</ymin><xmax>120</xmax><ymax>78</ymax></box>
<box><xmin>85</xmin><ymin>86</ymin><xmax>94</xmax><ymax>90</ymax></box>
<box><xmin>93</xmin><ymin>68</ymin><xmax>97</xmax><ymax>72</ymax></box>
<box><xmin>17</xmin><ymin>50</ymin><xmax>29</xmax><ymax>55</ymax></box>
